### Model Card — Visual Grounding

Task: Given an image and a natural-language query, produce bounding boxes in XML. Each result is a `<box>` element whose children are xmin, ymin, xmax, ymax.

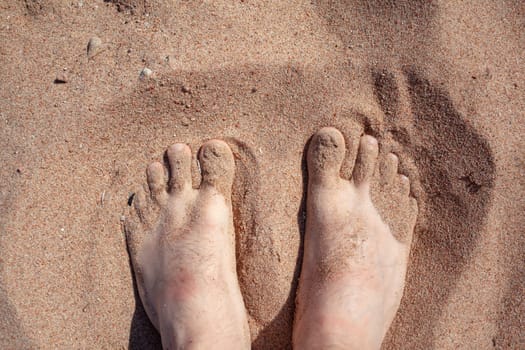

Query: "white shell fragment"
<box><xmin>139</xmin><ymin>67</ymin><xmax>153</xmax><ymax>79</ymax></box>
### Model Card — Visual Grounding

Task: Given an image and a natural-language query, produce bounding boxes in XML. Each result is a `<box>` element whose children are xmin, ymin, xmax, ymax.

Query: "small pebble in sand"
<box><xmin>181</xmin><ymin>117</ymin><xmax>190</xmax><ymax>126</ymax></box>
<box><xmin>139</xmin><ymin>67</ymin><xmax>153</xmax><ymax>80</ymax></box>
<box><xmin>87</xmin><ymin>36</ymin><xmax>102</xmax><ymax>58</ymax></box>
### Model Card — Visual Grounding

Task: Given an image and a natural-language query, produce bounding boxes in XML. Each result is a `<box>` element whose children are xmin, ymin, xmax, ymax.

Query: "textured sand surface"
<box><xmin>0</xmin><ymin>1</ymin><xmax>523</xmax><ymax>349</ymax></box>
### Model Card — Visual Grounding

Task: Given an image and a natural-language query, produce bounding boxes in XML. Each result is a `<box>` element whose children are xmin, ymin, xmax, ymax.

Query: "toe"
<box><xmin>126</xmin><ymin>188</ymin><xmax>149</xmax><ymax>258</ymax></box>
<box><xmin>307</xmin><ymin>127</ymin><xmax>345</xmax><ymax>185</ymax></box>
<box><xmin>398</xmin><ymin>175</ymin><xmax>411</xmax><ymax>196</ymax></box>
<box><xmin>167</xmin><ymin>143</ymin><xmax>193</xmax><ymax>192</ymax></box>
<box><xmin>133</xmin><ymin>188</ymin><xmax>147</xmax><ymax>220</ymax></box>
<box><xmin>380</xmin><ymin>153</ymin><xmax>399</xmax><ymax>185</ymax></box>
<box><xmin>124</xmin><ymin>215</ymin><xmax>144</xmax><ymax>263</ymax></box>
<box><xmin>398</xmin><ymin>196</ymin><xmax>419</xmax><ymax>245</ymax></box>
<box><xmin>352</xmin><ymin>135</ymin><xmax>379</xmax><ymax>187</ymax></box>
<box><xmin>147</xmin><ymin>162</ymin><xmax>168</xmax><ymax>204</ymax></box>
<box><xmin>198</xmin><ymin>140</ymin><xmax>235</xmax><ymax>198</ymax></box>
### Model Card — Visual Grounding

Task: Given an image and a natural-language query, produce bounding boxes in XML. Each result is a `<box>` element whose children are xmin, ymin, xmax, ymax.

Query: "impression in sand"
<box><xmin>111</xmin><ymin>64</ymin><xmax>494</xmax><ymax>349</ymax></box>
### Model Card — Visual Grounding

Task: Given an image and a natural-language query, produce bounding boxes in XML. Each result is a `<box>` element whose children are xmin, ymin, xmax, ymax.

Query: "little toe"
<box><xmin>133</xmin><ymin>188</ymin><xmax>147</xmax><ymax>219</ymax></box>
<box><xmin>167</xmin><ymin>143</ymin><xmax>193</xmax><ymax>193</ymax></box>
<box><xmin>307</xmin><ymin>127</ymin><xmax>345</xmax><ymax>185</ymax></box>
<box><xmin>127</xmin><ymin>187</ymin><xmax>151</xmax><ymax>245</ymax></box>
<box><xmin>380</xmin><ymin>153</ymin><xmax>399</xmax><ymax>185</ymax></box>
<box><xmin>198</xmin><ymin>140</ymin><xmax>235</xmax><ymax>198</ymax></box>
<box><xmin>352</xmin><ymin>135</ymin><xmax>379</xmax><ymax>187</ymax></box>
<box><xmin>398</xmin><ymin>196</ymin><xmax>419</xmax><ymax>245</ymax></box>
<box><xmin>397</xmin><ymin>175</ymin><xmax>411</xmax><ymax>197</ymax></box>
<box><xmin>124</xmin><ymin>215</ymin><xmax>144</xmax><ymax>264</ymax></box>
<box><xmin>147</xmin><ymin>162</ymin><xmax>168</xmax><ymax>204</ymax></box>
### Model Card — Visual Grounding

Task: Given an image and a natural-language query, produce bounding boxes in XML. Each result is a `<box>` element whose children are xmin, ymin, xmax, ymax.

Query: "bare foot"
<box><xmin>125</xmin><ymin>141</ymin><xmax>250</xmax><ymax>349</ymax></box>
<box><xmin>293</xmin><ymin>127</ymin><xmax>418</xmax><ymax>350</ymax></box>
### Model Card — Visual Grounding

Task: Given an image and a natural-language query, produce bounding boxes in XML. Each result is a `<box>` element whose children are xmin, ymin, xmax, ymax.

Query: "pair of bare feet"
<box><xmin>125</xmin><ymin>127</ymin><xmax>418</xmax><ymax>349</ymax></box>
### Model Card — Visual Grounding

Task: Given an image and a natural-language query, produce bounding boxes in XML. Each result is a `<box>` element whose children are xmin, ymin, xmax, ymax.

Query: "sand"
<box><xmin>0</xmin><ymin>0</ymin><xmax>523</xmax><ymax>349</ymax></box>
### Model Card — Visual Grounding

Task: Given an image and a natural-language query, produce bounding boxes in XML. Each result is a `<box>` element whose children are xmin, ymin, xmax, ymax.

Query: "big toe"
<box><xmin>307</xmin><ymin>127</ymin><xmax>345</xmax><ymax>185</ymax></box>
<box><xmin>352</xmin><ymin>135</ymin><xmax>379</xmax><ymax>188</ymax></box>
<box><xmin>198</xmin><ymin>140</ymin><xmax>235</xmax><ymax>198</ymax></box>
<box><xmin>167</xmin><ymin>143</ymin><xmax>193</xmax><ymax>193</ymax></box>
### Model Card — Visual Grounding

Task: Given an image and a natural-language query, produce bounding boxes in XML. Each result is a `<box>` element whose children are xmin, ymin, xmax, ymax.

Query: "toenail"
<box><xmin>364</xmin><ymin>135</ymin><xmax>378</xmax><ymax>145</ymax></box>
<box><xmin>172</xmin><ymin>143</ymin><xmax>187</xmax><ymax>151</ymax></box>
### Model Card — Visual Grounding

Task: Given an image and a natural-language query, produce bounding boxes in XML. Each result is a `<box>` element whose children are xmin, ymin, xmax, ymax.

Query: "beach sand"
<box><xmin>0</xmin><ymin>0</ymin><xmax>523</xmax><ymax>348</ymax></box>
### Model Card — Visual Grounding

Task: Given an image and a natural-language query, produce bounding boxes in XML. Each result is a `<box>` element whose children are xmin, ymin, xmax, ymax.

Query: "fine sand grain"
<box><xmin>0</xmin><ymin>1</ymin><xmax>523</xmax><ymax>349</ymax></box>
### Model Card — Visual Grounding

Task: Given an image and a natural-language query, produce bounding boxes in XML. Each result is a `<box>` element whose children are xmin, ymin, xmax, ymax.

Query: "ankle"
<box><xmin>157</xmin><ymin>293</ymin><xmax>250</xmax><ymax>350</ymax></box>
<box><xmin>159</xmin><ymin>318</ymin><xmax>249</xmax><ymax>350</ymax></box>
<box><xmin>293</xmin><ymin>312</ymin><xmax>383</xmax><ymax>350</ymax></box>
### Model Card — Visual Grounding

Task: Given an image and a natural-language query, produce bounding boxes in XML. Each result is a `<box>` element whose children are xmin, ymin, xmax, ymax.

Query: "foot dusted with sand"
<box><xmin>125</xmin><ymin>141</ymin><xmax>250</xmax><ymax>349</ymax></box>
<box><xmin>294</xmin><ymin>127</ymin><xmax>418</xmax><ymax>349</ymax></box>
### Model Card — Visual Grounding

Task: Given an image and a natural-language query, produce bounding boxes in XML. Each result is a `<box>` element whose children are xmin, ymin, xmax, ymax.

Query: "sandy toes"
<box><xmin>125</xmin><ymin>141</ymin><xmax>250</xmax><ymax>349</ymax></box>
<box><xmin>293</xmin><ymin>127</ymin><xmax>418</xmax><ymax>350</ymax></box>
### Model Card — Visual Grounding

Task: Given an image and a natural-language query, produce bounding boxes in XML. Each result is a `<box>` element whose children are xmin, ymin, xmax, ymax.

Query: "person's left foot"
<box><xmin>125</xmin><ymin>141</ymin><xmax>250</xmax><ymax>349</ymax></box>
<box><xmin>293</xmin><ymin>128</ymin><xmax>418</xmax><ymax>349</ymax></box>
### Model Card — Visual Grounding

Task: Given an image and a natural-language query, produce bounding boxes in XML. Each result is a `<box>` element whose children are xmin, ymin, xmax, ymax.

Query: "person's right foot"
<box><xmin>125</xmin><ymin>141</ymin><xmax>250</xmax><ymax>350</ymax></box>
<box><xmin>293</xmin><ymin>127</ymin><xmax>418</xmax><ymax>350</ymax></box>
